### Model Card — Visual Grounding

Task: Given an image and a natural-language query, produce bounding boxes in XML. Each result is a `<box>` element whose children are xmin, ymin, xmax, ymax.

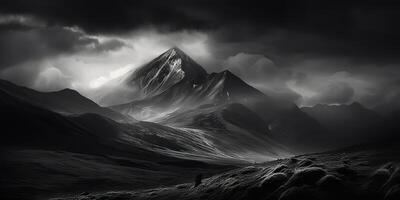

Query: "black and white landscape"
<box><xmin>1</xmin><ymin>1</ymin><xmax>400</xmax><ymax>200</ymax></box>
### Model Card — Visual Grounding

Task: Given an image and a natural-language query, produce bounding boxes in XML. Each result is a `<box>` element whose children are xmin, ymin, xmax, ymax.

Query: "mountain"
<box><xmin>109</xmin><ymin>48</ymin><xmax>270</xmax><ymax>121</ymax></box>
<box><xmin>126</xmin><ymin>47</ymin><xmax>208</xmax><ymax>100</ymax></box>
<box><xmin>301</xmin><ymin>102</ymin><xmax>382</xmax><ymax>147</ymax></box>
<box><xmin>110</xmin><ymin>47</ymin><xmax>326</xmax><ymax>152</ymax></box>
<box><xmin>0</xmin><ymin>79</ymin><xmax>134</xmax><ymax>123</ymax></box>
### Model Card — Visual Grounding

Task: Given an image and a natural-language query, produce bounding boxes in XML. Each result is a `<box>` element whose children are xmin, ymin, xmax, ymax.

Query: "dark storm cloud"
<box><xmin>1</xmin><ymin>0</ymin><xmax>400</xmax><ymax>62</ymax></box>
<box><xmin>0</xmin><ymin>22</ymin><xmax>126</xmax><ymax>69</ymax></box>
<box><xmin>0</xmin><ymin>0</ymin><xmax>215</xmax><ymax>33</ymax></box>
<box><xmin>0</xmin><ymin>14</ymin><xmax>127</xmax><ymax>91</ymax></box>
<box><xmin>0</xmin><ymin>26</ymin><xmax>91</xmax><ymax>68</ymax></box>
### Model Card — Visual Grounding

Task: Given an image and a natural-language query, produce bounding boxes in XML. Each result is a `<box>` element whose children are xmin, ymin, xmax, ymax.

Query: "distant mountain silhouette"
<box><xmin>302</xmin><ymin>102</ymin><xmax>383</xmax><ymax>147</ymax></box>
<box><xmin>380</xmin><ymin>109</ymin><xmax>400</xmax><ymax>140</ymax></box>
<box><xmin>0</xmin><ymin>79</ymin><xmax>134</xmax><ymax>123</ymax></box>
<box><xmin>0</xmin><ymin>87</ymin><xmax>146</xmax><ymax>155</ymax></box>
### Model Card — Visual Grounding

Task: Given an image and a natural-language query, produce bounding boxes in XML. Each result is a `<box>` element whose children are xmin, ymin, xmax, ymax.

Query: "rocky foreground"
<box><xmin>53</xmin><ymin>144</ymin><xmax>400</xmax><ymax>200</ymax></box>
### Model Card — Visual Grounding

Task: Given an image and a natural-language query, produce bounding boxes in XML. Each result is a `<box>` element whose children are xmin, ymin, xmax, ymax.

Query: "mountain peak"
<box><xmin>170</xmin><ymin>46</ymin><xmax>183</xmax><ymax>52</ymax></box>
<box><xmin>221</xmin><ymin>70</ymin><xmax>235</xmax><ymax>77</ymax></box>
<box><xmin>58</xmin><ymin>88</ymin><xmax>79</xmax><ymax>94</ymax></box>
<box><xmin>53</xmin><ymin>88</ymin><xmax>85</xmax><ymax>98</ymax></box>
<box><xmin>162</xmin><ymin>47</ymin><xmax>187</xmax><ymax>59</ymax></box>
<box><xmin>218</xmin><ymin>70</ymin><xmax>251</xmax><ymax>85</ymax></box>
<box><xmin>124</xmin><ymin>47</ymin><xmax>208</xmax><ymax>99</ymax></box>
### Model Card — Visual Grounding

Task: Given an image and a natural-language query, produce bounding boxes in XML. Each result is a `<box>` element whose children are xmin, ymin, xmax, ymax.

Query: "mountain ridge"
<box><xmin>0</xmin><ymin>79</ymin><xmax>134</xmax><ymax>123</ymax></box>
<box><xmin>301</xmin><ymin>102</ymin><xmax>382</xmax><ymax>147</ymax></box>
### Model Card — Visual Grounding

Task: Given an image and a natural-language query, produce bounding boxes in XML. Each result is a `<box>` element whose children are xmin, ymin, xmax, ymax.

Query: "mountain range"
<box><xmin>107</xmin><ymin>47</ymin><xmax>326</xmax><ymax>152</ymax></box>
<box><xmin>1</xmin><ymin>47</ymin><xmax>400</xmax><ymax>199</ymax></box>
<box><xmin>0</xmin><ymin>48</ymin><xmax>290</xmax><ymax>199</ymax></box>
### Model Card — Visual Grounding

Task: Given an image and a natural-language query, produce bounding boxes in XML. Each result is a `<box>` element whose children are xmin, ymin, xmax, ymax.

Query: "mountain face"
<box><xmin>110</xmin><ymin>47</ymin><xmax>326</xmax><ymax>152</ymax></box>
<box><xmin>0</xmin><ymin>79</ymin><xmax>134</xmax><ymax>123</ymax></box>
<box><xmin>126</xmin><ymin>47</ymin><xmax>208</xmax><ymax>100</ymax></box>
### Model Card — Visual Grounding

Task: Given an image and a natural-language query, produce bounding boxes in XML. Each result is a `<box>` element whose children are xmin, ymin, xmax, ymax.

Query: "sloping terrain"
<box><xmin>53</xmin><ymin>144</ymin><xmax>400</xmax><ymax>200</ymax></box>
<box><xmin>121</xmin><ymin>121</ymin><xmax>285</xmax><ymax>164</ymax></box>
<box><xmin>0</xmin><ymin>89</ymin><xmax>233</xmax><ymax>200</ymax></box>
<box><xmin>157</xmin><ymin>103</ymin><xmax>289</xmax><ymax>161</ymax></box>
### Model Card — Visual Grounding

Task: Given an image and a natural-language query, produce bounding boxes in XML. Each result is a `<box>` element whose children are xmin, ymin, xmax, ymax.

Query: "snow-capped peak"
<box><xmin>161</xmin><ymin>47</ymin><xmax>193</xmax><ymax>63</ymax></box>
<box><xmin>123</xmin><ymin>47</ymin><xmax>207</xmax><ymax>100</ymax></box>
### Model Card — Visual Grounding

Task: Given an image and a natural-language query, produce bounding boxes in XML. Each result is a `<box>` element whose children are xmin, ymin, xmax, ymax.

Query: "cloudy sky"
<box><xmin>0</xmin><ymin>0</ymin><xmax>399</xmax><ymax>112</ymax></box>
